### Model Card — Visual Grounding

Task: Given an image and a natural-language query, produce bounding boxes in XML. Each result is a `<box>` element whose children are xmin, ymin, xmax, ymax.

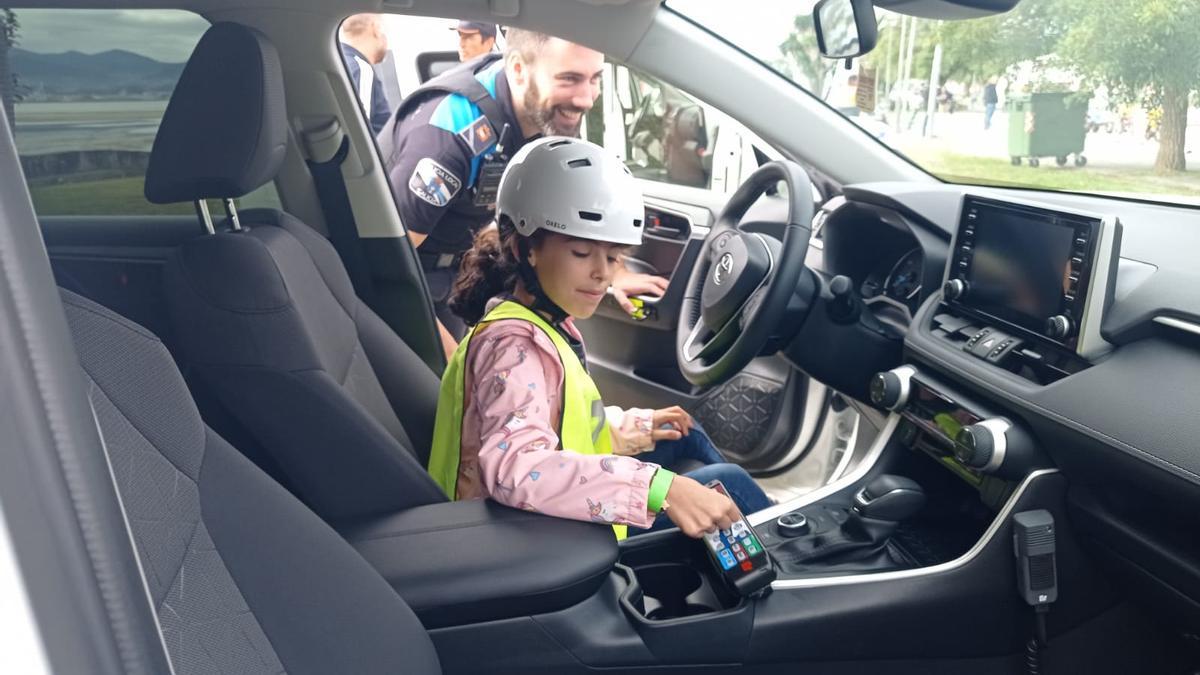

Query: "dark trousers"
<box><xmin>423</xmin><ymin>263</ymin><xmax>467</xmax><ymax>339</ymax></box>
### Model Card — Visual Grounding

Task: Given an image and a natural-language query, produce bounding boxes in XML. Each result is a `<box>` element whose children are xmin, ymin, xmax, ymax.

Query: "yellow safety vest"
<box><xmin>428</xmin><ymin>301</ymin><xmax>626</xmax><ymax>539</ymax></box>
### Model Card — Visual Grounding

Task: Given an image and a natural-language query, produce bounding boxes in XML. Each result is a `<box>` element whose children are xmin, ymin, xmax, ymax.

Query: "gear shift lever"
<box><xmin>845</xmin><ymin>474</ymin><xmax>926</xmax><ymax>551</ymax></box>
<box><xmin>778</xmin><ymin>474</ymin><xmax>925</xmax><ymax>567</ymax></box>
<box><xmin>852</xmin><ymin>474</ymin><xmax>926</xmax><ymax>521</ymax></box>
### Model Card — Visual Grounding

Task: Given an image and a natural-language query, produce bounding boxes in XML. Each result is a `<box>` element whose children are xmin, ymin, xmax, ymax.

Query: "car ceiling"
<box><xmin>11</xmin><ymin>0</ymin><xmax>662</xmax><ymax>61</ymax></box>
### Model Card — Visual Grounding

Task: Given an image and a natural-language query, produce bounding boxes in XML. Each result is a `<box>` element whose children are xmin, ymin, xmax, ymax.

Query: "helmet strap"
<box><xmin>515</xmin><ymin>236</ymin><xmax>570</xmax><ymax>324</ymax></box>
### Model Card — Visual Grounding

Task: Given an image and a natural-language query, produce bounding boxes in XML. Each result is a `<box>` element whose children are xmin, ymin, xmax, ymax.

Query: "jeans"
<box><xmin>637</xmin><ymin>424</ymin><xmax>726</xmax><ymax>469</ymax></box>
<box><xmin>632</xmin><ymin>426</ymin><xmax>774</xmax><ymax>533</ymax></box>
<box><xmin>984</xmin><ymin>102</ymin><xmax>997</xmax><ymax>130</ymax></box>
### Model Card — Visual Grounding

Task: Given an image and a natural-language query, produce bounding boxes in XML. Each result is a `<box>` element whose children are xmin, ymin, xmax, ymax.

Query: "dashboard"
<box><xmin>859</xmin><ymin>247</ymin><xmax>923</xmax><ymax>314</ymax></box>
<box><xmin>816</xmin><ymin>180</ymin><xmax>1200</xmax><ymax>635</ymax></box>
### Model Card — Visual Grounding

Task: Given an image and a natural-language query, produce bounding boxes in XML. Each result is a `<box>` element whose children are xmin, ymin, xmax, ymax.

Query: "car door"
<box><xmin>577</xmin><ymin>63</ymin><xmax>838</xmax><ymax>474</ymax></box>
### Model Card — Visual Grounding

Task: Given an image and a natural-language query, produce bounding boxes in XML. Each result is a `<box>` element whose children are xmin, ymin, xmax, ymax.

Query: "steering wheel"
<box><xmin>676</xmin><ymin>160</ymin><xmax>815</xmax><ymax>387</ymax></box>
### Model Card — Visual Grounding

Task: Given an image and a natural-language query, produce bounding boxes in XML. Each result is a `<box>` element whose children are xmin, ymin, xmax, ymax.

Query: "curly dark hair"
<box><xmin>449</xmin><ymin>218</ymin><xmax>544</xmax><ymax>325</ymax></box>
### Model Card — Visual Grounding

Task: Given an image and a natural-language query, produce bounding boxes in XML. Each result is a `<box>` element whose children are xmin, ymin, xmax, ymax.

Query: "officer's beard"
<box><xmin>524</xmin><ymin>79</ymin><xmax>585</xmax><ymax>137</ymax></box>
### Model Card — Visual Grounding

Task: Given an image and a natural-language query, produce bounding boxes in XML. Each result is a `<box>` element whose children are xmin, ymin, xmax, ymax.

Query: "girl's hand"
<box><xmin>609</xmin><ymin>269</ymin><xmax>669</xmax><ymax>317</ymax></box>
<box><xmin>652</xmin><ymin>406</ymin><xmax>694</xmax><ymax>437</ymax></box>
<box><xmin>661</xmin><ymin>475</ymin><xmax>739</xmax><ymax>538</ymax></box>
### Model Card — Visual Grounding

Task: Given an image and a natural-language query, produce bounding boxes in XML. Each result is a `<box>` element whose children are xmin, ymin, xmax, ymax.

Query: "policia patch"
<box><xmin>408</xmin><ymin>157</ymin><xmax>462</xmax><ymax>207</ymax></box>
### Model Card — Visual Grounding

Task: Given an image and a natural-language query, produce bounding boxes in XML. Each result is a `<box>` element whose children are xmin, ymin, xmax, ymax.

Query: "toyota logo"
<box><xmin>713</xmin><ymin>253</ymin><xmax>734</xmax><ymax>286</ymax></box>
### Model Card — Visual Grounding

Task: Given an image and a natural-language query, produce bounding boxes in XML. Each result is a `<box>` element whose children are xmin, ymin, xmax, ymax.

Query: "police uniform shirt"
<box><xmin>340</xmin><ymin>43</ymin><xmax>391</xmax><ymax>135</ymax></box>
<box><xmin>383</xmin><ymin>58</ymin><xmax>527</xmax><ymax>256</ymax></box>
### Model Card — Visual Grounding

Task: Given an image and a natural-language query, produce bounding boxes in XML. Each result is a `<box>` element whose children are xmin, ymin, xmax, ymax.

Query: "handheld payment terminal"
<box><xmin>701</xmin><ymin>480</ymin><xmax>776</xmax><ymax>596</ymax></box>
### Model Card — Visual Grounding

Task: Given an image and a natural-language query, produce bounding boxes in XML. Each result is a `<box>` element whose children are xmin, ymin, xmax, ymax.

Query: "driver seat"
<box><xmin>151</xmin><ymin>23</ymin><xmax>445</xmax><ymax>523</ymax></box>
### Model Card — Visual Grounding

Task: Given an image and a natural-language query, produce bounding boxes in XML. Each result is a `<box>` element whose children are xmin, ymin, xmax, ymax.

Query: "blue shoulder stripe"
<box><xmin>428</xmin><ymin>60</ymin><xmax>504</xmax><ymax>134</ymax></box>
<box><xmin>475</xmin><ymin>61</ymin><xmax>502</xmax><ymax>98</ymax></box>
<box><xmin>428</xmin><ymin>94</ymin><xmax>479</xmax><ymax>135</ymax></box>
<box><xmin>428</xmin><ymin>61</ymin><xmax>505</xmax><ymax>187</ymax></box>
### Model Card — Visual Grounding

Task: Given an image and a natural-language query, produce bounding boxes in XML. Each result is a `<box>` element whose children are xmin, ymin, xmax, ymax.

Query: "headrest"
<box><xmin>145</xmin><ymin>22</ymin><xmax>287</xmax><ymax>204</ymax></box>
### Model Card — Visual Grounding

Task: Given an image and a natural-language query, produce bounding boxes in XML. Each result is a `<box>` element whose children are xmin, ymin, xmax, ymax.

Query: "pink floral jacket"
<box><xmin>453</xmin><ymin>313</ymin><xmax>660</xmax><ymax>528</ymax></box>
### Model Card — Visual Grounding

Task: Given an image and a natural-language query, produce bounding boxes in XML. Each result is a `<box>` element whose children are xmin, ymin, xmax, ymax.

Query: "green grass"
<box><xmin>907</xmin><ymin>150</ymin><xmax>1200</xmax><ymax>199</ymax></box>
<box><xmin>27</xmin><ymin>176</ymin><xmax>193</xmax><ymax>216</ymax></box>
<box><xmin>25</xmin><ymin>175</ymin><xmax>281</xmax><ymax>217</ymax></box>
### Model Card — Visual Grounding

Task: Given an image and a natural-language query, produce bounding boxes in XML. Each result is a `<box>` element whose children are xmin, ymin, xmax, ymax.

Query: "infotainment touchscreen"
<box><xmin>965</xmin><ymin>202</ymin><xmax>1079</xmax><ymax>332</ymax></box>
<box><xmin>945</xmin><ymin>196</ymin><xmax>1119</xmax><ymax>357</ymax></box>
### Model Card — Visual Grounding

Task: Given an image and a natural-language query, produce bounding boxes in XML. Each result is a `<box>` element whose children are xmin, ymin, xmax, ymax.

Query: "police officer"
<box><xmin>379</xmin><ymin>28</ymin><xmax>668</xmax><ymax>354</ymax></box>
<box><xmin>451</xmin><ymin>20</ymin><xmax>498</xmax><ymax>62</ymax></box>
<box><xmin>339</xmin><ymin>13</ymin><xmax>391</xmax><ymax>135</ymax></box>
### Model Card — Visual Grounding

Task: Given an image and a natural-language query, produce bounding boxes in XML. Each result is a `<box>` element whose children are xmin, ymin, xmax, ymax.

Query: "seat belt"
<box><xmin>303</xmin><ymin>121</ymin><xmax>377</xmax><ymax>303</ymax></box>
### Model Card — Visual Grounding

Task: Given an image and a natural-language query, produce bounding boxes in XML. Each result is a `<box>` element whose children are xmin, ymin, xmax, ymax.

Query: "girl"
<box><xmin>428</xmin><ymin>136</ymin><xmax>771</xmax><ymax>539</ymax></box>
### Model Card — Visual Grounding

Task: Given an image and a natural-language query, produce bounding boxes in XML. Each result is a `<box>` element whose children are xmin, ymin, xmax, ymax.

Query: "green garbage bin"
<box><xmin>1006</xmin><ymin>92</ymin><xmax>1090</xmax><ymax>167</ymax></box>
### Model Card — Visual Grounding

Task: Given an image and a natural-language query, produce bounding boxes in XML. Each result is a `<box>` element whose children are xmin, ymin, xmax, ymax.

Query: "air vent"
<box><xmin>567</xmin><ymin>158</ymin><xmax>592</xmax><ymax>168</ymax></box>
<box><xmin>547</xmin><ymin>139</ymin><xmax>572</xmax><ymax>149</ymax></box>
<box><xmin>578</xmin><ymin>210</ymin><xmax>602</xmax><ymax>222</ymax></box>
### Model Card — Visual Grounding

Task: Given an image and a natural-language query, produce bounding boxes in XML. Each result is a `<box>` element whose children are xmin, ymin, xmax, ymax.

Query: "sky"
<box><xmin>666</xmin><ymin>0</ymin><xmax>819</xmax><ymax>65</ymax></box>
<box><xmin>9</xmin><ymin>4</ymin><xmax>824</xmax><ymax>66</ymax></box>
<box><xmin>7</xmin><ymin>3</ymin><xmax>846</xmax><ymax>76</ymax></box>
<box><xmin>11</xmin><ymin>9</ymin><xmax>210</xmax><ymax>63</ymax></box>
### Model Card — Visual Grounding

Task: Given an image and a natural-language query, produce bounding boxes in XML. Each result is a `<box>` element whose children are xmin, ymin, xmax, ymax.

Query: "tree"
<box><xmin>778</xmin><ymin>14</ymin><xmax>834</xmax><ymax>98</ymax></box>
<box><xmin>1054</xmin><ymin>0</ymin><xmax>1200</xmax><ymax>172</ymax></box>
<box><xmin>0</xmin><ymin>9</ymin><xmax>18</xmax><ymax>125</ymax></box>
<box><xmin>929</xmin><ymin>2</ymin><xmax>1064</xmax><ymax>85</ymax></box>
<box><xmin>925</xmin><ymin>0</ymin><xmax>1200</xmax><ymax>172</ymax></box>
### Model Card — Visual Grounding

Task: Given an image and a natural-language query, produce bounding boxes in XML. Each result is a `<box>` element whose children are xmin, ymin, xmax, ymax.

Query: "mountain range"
<box><xmin>10</xmin><ymin>48</ymin><xmax>185</xmax><ymax>99</ymax></box>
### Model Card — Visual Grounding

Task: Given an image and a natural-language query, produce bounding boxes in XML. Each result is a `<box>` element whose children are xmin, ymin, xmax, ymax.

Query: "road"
<box><xmin>887</xmin><ymin>109</ymin><xmax>1200</xmax><ymax>172</ymax></box>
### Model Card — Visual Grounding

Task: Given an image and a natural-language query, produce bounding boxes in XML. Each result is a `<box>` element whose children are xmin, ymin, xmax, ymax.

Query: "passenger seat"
<box><xmin>62</xmin><ymin>288</ymin><xmax>442</xmax><ymax>674</ymax></box>
<box><xmin>147</xmin><ymin>23</ymin><xmax>445</xmax><ymax>523</ymax></box>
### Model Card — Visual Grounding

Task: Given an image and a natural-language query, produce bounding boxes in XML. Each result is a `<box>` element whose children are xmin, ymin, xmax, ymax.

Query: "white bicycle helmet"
<box><xmin>497</xmin><ymin>136</ymin><xmax>645</xmax><ymax>247</ymax></box>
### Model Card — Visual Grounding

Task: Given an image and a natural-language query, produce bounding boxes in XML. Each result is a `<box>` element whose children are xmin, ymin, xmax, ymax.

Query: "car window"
<box><xmin>669</xmin><ymin>0</ymin><xmax>1200</xmax><ymax>207</ymax></box>
<box><xmin>371</xmin><ymin>15</ymin><xmax>774</xmax><ymax>196</ymax></box>
<box><xmin>598</xmin><ymin>64</ymin><xmax>716</xmax><ymax>189</ymax></box>
<box><xmin>2</xmin><ymin>9</ymin><xmax>279</xmax><ymax>217</ymax></box>
<box><xmin>585</xmin><ymin>62</ymin><xmax>779</xmax><ymax>195</ymax></box>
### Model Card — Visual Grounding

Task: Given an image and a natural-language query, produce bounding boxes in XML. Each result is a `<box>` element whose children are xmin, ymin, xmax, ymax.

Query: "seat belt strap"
<box><xmin>305</xmin><ymin>132</ymin><xmax>376</xmax><ymax>303</ymax></box>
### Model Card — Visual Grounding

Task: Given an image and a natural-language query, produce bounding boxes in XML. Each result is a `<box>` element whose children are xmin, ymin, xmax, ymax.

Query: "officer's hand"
<box><xmin>610</xmin><ymin>269</ymin><xmax>669</xmax><ymax>317</ymax></box>
<box><xmin>661</xmin><ymin>475</ymin><xmax>738</xmax><ymax>539</ymax></box>
<box><xmin>652</xmin><ymin>406</ymin><xmax>694</xmax><ymax>437</ymax></box>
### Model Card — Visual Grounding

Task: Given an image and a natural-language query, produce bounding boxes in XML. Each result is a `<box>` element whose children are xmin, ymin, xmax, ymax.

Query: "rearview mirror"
<box><xmin>813</xmin><ymin>0</ymin><xmax>879</xmax><ymax>60</ymax></box>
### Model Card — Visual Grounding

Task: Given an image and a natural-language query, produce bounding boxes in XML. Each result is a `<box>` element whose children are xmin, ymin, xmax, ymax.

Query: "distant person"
<box><xmin>983</xmin><ymin>79</ymin><xmax>999</xmax><ymax>130</ymax></box>
<box><xmin>340</xmin><ymin>13</ymin><xmax>391</xmax><ymax>134</ymax></box>
<box><xmin>452</xmin><ymin>21</ymin><xmax>498</xmax><ymax>62</ymax></box>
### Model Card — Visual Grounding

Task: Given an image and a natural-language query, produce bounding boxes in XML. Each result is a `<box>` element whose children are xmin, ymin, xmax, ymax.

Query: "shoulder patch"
<box><xmin>408</xmin><ymin>157</ymin><xmax>462</xmax><ymax>207</ymax></box>
<box><xmin>458</xmin><ymin>115</ymin><xmax>497</xmax><ymax>157</ymax></box>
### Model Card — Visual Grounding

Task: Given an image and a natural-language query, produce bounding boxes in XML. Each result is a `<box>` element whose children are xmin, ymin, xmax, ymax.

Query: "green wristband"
<box><xmin>647</xmin><ymin>468</ymin><xmax>676</xmax><ymax>513</ymax></box>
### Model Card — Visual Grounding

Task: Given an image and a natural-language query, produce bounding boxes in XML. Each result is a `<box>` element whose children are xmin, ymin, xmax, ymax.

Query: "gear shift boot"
<box><xmin>772</xmin><ymin>474</ymin><xmax>925</xmax><ymax>570</ymax></box>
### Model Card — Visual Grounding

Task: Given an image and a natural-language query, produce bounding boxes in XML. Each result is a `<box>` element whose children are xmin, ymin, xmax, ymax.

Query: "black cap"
<box><xmin>452</xmin><ymin>21</ymin><xmax>497</xmax><ymax>38</ymax></box>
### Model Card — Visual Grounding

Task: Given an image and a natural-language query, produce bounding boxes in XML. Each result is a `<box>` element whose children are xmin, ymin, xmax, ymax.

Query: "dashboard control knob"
<box><xmin>954</xmin><ymin>419</ymin><xmax>1012</xmax><ymax>472</ymax></box>
<box><xmin>869</xmin><ymin>366</ymin><xmax>916</xmax><ymax>411</ymax></box>
<box><xmin>1045</xmin><ymin>314</ymin><xmax>1073</xmax><ymax>339</ymax></box>
<box><xmin>942</xmin><ymin>278</ymin><xmax>967</xmax><ymax>300</ymax></box>
<box><xmin>776</xmin><ymin>511</ymin><xmax>810</xmax><ymax>537</ymax></box>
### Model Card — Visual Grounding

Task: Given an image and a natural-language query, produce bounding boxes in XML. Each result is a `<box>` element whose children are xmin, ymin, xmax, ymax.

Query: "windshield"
<box><xmin>669</xmin><ymin>0</ymin><xmax>1200</xmax><ymax>206</ymax></box>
